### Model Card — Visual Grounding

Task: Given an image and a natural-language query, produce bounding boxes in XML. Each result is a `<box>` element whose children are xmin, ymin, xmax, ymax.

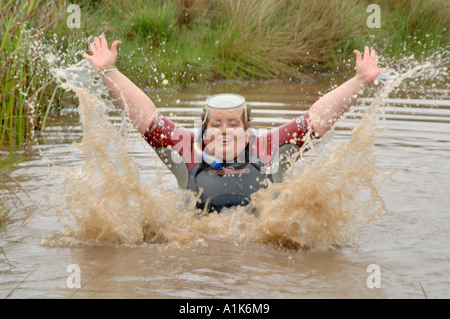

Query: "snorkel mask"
<box><xmin>202</xmin><ymin>93</ymin><xmax>249</xmax><ymax>125</ymax></box>
<box><xmin>194</xmin><ymin>93</ymin><xmax>250</xmax><ymax>170</ymax></box>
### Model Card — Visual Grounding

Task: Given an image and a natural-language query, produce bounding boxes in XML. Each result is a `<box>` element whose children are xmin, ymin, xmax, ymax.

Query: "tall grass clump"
<box><xmin>206</xmin><ymin>0</ymin><xmax>370</xmax><ymax>79</ymax></box>
<box><xmin>1</xmin><ymin>0</ymin><xmax>85</xmax><ymax>164</ymax></box>
<box><xmin>1</xmin><ymin>0</ymin><xmax>58</xmax><ymax>152</ymax></box>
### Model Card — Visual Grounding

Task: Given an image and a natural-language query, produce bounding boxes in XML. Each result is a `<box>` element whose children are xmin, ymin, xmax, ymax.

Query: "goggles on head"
<box><xmin>202</xmin><ymin>93</ymin><xmax>250</xmax><ymax>125</ymax></box>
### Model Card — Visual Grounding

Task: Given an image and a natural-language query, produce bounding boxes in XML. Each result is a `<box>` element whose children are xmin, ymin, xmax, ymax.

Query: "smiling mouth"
<box><xmin>216</xmin><ymin>136</ymin><xmax>232</xmax><ymax>142</ymax></box>
<box><xmin>220</xmin><ymin>138</ymin><xmax>233</xmax><ymax>145</ymax></box>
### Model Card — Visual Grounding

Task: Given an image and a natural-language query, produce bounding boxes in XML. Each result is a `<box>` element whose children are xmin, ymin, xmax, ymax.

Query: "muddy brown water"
<box><xmin>1</xmin><ymin>66</ymin><xmax>449</xmax><ymax>299</ymax></box>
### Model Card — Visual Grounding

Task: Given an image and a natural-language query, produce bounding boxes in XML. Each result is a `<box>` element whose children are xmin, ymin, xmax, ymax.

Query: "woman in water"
<box><xmin>83</xmin><ymin>35</ymin><xmax>386</xmax><ymax>213</ymax></box>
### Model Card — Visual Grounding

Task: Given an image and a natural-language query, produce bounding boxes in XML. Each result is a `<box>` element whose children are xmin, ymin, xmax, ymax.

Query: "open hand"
<box><xmin>353</xmin><ymin>46</ymin><xmax>387</xmax><ymax>85</ymax></box>
<box><xmin>83</xmin><ymin>35</ymin><xmax>120</xmax><ymax>70</ymax></box>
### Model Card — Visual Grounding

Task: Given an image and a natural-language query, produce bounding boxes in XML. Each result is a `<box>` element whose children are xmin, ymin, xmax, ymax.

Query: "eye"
<box><xmin>208</xmin><ymin>121</ymin><xmax>220</xmax><ymax>127</ymax></box>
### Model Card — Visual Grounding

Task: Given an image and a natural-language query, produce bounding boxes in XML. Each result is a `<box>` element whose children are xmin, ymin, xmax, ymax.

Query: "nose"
<box><xmin>222</xmin><ymin>126</ymin><xmax>240</xmax><ymax>138</ymax></box>
<box><xmin>220</xmin><ymin>125</ymin><xmax>229</xmax><ymax>135</ymax></box>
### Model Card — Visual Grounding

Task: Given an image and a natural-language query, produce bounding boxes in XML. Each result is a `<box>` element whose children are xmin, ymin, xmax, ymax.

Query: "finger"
<box><xmin>83</xmin><ymin>53</ymin><xmax>93</xmax><ymax>62</ymax></box>
<box><xmin>374</xmin><ymin>54</ymin><xmax>379</xmax><ymax>65</ymax></box>
<box><xmin>353</xmin><ymin>50</ymin><xmax>362</xmax><ymax>63</ymax></box>
<box><xmin>94</xmin><ymin>37</ymin><xmax>101</xmax><ymax>50</ymax></box>
<box><xmin>111</xmin><ymin>40</ymin><xmax>121</xmax><ymax>54</ymax></box>
<box><xmin>364</xmin><ymin>46</ymin><xmax>369</xmax><ymax>59</ymax></box>
<box><xmin>100</xmin><ymin>35</ymin><xmax>108</xmax><ymax>49</ymax></box>
<box><xmin>371</xmin><ymin>49</ymin><xmax>376</xmax><ymax>59</ymax></box>
<box><xmin>89</xmin><ymin>42</ymin><xmax>96</xmax><ymax>54</ymax></box>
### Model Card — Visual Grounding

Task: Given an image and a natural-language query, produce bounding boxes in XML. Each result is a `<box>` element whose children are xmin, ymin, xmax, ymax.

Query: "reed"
<box><xmin>1</xmin><ymin>0</ymin><xmax>57</xmax><ymax>152</ymax></box>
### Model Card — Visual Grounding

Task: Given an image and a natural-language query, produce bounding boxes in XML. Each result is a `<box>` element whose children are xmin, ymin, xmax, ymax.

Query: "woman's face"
<box><xmin>203</xmin><ymin>109</ymin><xmax>250</xmax><ymax>161</ymax></box>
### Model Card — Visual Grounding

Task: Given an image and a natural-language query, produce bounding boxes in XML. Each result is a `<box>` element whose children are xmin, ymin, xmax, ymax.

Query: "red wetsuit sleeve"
<box><xmin>252</xmin><ymin>112</ymin><xmax>316</xmax><ymax>165</ymax></box>
<box><xmin>143</xmin><ymin>113</ymin><xmax>195</xmax><ymax>169</ymax></box>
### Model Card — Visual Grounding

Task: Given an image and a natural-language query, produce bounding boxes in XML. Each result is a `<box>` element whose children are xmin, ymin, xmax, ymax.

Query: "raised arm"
<box><xmin>83</xmin><ymin>35</ymin><xmax>157</xmax><ymax>135</ymax></box>
<box><xmin>308</xmin><ymin>46</ymin><xmax>386</xmax><ymax>137</ymax></box>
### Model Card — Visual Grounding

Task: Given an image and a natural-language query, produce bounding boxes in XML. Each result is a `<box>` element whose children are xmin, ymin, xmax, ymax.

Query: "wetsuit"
<box><xmin>144</xmin><ymin>112</ymin><xmax>314</xmax><ymax>213</ymax></box>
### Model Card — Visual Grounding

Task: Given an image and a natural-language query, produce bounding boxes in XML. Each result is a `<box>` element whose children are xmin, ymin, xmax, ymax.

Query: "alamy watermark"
<box><xmin>66</xmin><ymin>264</ymin><xmax>81</xmax><ymax>288</ymax></box>
<box><xmin>366</xmin><ymin>4</ymin><xmax>381</xmax><ymax>29</ymax></box>
<box><xmin>366</xmin><ymin>264</ymin><xmax>381</xmax><ymax>288</ymax></box>
<box><xmin>67</xmin><ymin>4</ymin><xmax>81</xmax><ymax>29</ymax></box>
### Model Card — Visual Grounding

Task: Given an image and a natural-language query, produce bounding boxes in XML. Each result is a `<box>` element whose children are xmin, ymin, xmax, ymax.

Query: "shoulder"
<box><xmin>252</xmin><ymin>112</ymin><xmax>313</xmax><ymax>147</ymax></box>
<box><xmin>143</xmin><ymin>113</ymin><xmax>193</xmax><ymax>147</ymax></box>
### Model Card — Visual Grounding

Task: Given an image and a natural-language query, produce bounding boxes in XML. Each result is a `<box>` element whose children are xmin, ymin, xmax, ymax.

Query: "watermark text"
<box><xmin>366</xmin><ymin>4</ymin><xmax>381</xmax><ymax>28</ymax></box>
<box><xmin>366</xmin><ymin>264</ymin><xmax>381</xmax><ymax>288</ymax></box>
<box><xmin>66</xmin><ymin>264</ymin><xmax>81</xmax><ymax>288</ymax></box>
<box><xmin>67</xmin><ymin>4</ymin><xmax>81</xmax><ymax>29</ymax></box>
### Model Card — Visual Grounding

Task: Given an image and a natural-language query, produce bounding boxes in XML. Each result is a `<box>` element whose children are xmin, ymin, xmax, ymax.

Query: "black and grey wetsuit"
<box><xmin>144</xmin><ymin>112</ymin><xmax>315</xmax><ymax>213</ymax></box>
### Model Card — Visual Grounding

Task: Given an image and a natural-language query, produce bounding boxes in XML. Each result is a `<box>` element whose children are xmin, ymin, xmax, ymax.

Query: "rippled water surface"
<box><xmin>1</xmin><ymin>72</ymin><xmax>449</xmax><ymax>298</ymax></box>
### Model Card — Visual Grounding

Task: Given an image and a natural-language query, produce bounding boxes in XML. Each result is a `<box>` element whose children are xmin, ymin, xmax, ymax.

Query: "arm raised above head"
<box><xmin>308</xmin><ymin>46</ymin><xmax>387</xmax><ymax>137</ymax></box>
<box><xmin>83</xmin><ymin>35</ymin><xmax>157</xmax><ymax>135</ymax></box>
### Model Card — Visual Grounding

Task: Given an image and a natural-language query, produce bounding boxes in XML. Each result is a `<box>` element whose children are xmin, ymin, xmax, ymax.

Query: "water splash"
<box><xmin>41</xmin><ymin>55</ymin><xmax>443</xmax><ymax>250</ymax></box>
<box><xmin>249</xmin><ymin>62</ymin><xmax>439</xmax><ymax>250</ymax></box>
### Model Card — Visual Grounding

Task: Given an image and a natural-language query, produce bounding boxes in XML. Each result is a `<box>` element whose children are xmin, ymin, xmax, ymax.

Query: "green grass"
<box><xmin>70</xmin><ymin>0</ymin><xmax>449</xmax><ymax>88</ymax></box>
<box><xmin>1</xmin><ymin>0</ymin><xmax>448</xmax><ymax>151</ymax></box>
<box><xmin>1</xmin><ymin>0</ymin><xmax>448</xmax><ymax>160</ymax></box>
<box><xmin>0</xmin><ymin>0</ymin><xmax>447</xmax><ymax>158</ymax></box>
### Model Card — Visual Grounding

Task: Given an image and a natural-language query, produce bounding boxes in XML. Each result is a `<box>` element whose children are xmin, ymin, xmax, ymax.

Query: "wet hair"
<box><xmin>201</xmin><ymin>106</ymin><xmax>252</xmax><ymax>131</ymax></box>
